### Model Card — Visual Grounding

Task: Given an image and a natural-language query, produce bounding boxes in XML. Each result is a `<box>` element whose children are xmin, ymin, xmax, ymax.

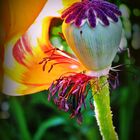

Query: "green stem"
<box><xmin>10</xmin><ymin>97</ymin><xmax>31</xmax><ymax>140</ymax></box>
<box><xmin>91</xmin><ymin>76</ymin><xmax>118</xmax><ymax>140</ymax></box>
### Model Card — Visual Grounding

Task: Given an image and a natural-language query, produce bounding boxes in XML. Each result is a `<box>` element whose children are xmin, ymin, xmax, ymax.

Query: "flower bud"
<box><xmin>62</xmin><ymin>0</ymin><xmax>122</xmax><ymax>74</ymax></box>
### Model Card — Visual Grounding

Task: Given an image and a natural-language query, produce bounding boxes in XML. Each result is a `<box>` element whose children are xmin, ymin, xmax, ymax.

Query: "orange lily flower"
<box><xmin>0</xmin><ymin>0</ymin><xmax>122</xmax><ymax>122</ymax></box>
<box><xmin>0</xmin><ymin>0</ymin><xmax>85</xmax><ymax>95</ymax></box>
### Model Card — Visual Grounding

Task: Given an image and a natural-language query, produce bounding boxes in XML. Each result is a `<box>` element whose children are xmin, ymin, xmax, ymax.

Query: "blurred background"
<box><xmin>0</xmin><ymin>0</ymin><xmax>140</xmax><ymax>140</ymax></box>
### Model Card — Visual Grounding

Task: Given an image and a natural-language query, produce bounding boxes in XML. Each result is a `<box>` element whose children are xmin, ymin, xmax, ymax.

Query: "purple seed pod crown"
<box><xmin>61</xmin><ymin>0</ymin><xmax>122</xmax><ymax>28</ymax></box>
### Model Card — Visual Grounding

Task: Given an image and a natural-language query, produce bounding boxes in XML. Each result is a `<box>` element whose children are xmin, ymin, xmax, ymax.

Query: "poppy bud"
<box><xmin>62</xmin><ymin>0</ymin><xmax>122</xmax><ymax>76</ymax></box>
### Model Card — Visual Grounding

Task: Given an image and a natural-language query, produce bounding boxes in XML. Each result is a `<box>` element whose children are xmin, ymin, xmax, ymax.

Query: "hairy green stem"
<box><xmin>91</xmin><ymin>76</ymin><xmax>118</xmax><ymax>140</ymax></box>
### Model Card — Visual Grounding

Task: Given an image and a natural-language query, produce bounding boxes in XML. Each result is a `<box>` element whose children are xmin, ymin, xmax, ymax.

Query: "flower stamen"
<box><xmin>39</xmin><ymin>48</ymin><xmax>75</xmax><ymax>72</ymax></box>
<box><xmin>48</xmin><ymin>73</ymin><xmax>95</xmax><ymax>123</ymax></box>
<box><xmin>108</xmin><ymin>72</ymin><xmax>119</xmax><ymax>89</ymax></box>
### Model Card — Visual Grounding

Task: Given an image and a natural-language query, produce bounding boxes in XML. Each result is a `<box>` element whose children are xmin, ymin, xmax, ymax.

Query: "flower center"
<box><xmin>86</xmin><ymin>66</ymin><xmax>111</xmax><ymax>77</ymax></box>
<box><xmin>61</xmin><ymin>0</ymin><xmax>121</xmax><ymax>27</ymax></box>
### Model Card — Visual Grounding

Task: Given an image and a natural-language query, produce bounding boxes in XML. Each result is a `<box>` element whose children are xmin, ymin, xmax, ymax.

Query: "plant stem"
<box><xmin>10</xmin><ymin>97</ymin><xmax>31</xmax><ymax>140</ymax></box>
<box><xmin>91</xmin><ymin>76</ymin><xmax>118</xmax><ymax>140</ymax></box>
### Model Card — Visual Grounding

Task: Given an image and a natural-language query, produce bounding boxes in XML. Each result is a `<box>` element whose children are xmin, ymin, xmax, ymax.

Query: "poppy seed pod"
<box><xmin>62</xmin><ymin>0</ymin><xmax>122</xmax><ymax>76</ymax></box>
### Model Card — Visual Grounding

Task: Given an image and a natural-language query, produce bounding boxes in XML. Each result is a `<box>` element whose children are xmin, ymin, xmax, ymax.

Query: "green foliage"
<box><xmin>33</xmin><ymin>117</ymin><xmax>66</xmax><ymax>140</ymax></box>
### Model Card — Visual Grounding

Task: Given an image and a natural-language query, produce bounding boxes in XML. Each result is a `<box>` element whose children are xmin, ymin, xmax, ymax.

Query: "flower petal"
<box><xmin>2</xmin><ymin>17</ymin><xmax>85</xmax><ymax>95</ymax></box>
<box><xmin>0</xmin><ymin>0</ymin><xmax>81</xmax><ymax>45</ymax></box>
<box><xmin>0</xmin><ymin>0</ymin><xmax>46</xmax><ymax>44</ymax></box>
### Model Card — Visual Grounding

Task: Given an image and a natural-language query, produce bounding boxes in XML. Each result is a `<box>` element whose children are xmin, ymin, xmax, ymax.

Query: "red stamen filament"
<box><xmin>39</xmin><ymin>48</ymin><xmax>75</xmax><ymax>72</ymax></box>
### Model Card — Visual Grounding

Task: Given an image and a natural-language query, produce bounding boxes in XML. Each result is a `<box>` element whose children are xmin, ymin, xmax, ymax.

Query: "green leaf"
<box><xmin>33</xmin><ymin>117</ymin><xmax>66</xmax><ymax>140</ymax></box>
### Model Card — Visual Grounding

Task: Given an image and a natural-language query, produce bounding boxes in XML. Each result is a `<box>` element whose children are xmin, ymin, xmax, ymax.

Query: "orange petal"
<box><xmin>0</xmin><ymin>0</ymin><xmax>47</xmax><ymax>45</ymax></box>
<box><xmin>0</xmin><ymin>0</ymin><xmax>82</xmax><ymax>45</ymax></box>
<box><xmin>2</xmin><ymin>17</ymin><xmax>85</xmax><ymax>95</ymax></box>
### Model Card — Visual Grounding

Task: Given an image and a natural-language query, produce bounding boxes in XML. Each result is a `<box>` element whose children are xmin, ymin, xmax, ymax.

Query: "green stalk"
<box><xmin>10</xmin><ymin>97</ymin><xmax>31</xmax><ymax>140</ymax></box>
<box><xmin>91</xmin><ymin>76</ymin><xmax>118</xmax><ymax>140</ymax></box>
